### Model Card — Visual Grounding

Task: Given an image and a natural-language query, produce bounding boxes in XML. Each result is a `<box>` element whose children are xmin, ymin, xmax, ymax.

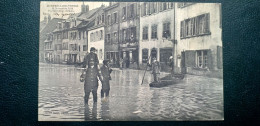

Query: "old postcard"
<box><xmin>39</xmin><ymin>1</ymin><xmax>223</xmax><ymax>121</ymax></box>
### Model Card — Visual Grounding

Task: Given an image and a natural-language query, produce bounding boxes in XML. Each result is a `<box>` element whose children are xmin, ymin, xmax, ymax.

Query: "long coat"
<box><xmin>84</xmin><ymin>67</ymin><xmax>99</xmax><ymax>91</ymax></box>
<box><xmin>100</xmin><ymin>65</ymin><xmax>112</xmax><ymax>90</ymax></box>
<box><xmin>82</xmin><ymin>52</ymin><xmax>101</xmax><ymax>91</ymax></box>
<box><xmin>148</xmin><ymin>61</ymin><xmax>160</xmax><ymax>74</ymax></box>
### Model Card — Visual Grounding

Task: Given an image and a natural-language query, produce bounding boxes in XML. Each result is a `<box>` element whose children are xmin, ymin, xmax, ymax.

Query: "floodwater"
<box><xmin>38</xmin><ymin>63</ymin><xmax>223</xmax><ymax>121</ymax></box>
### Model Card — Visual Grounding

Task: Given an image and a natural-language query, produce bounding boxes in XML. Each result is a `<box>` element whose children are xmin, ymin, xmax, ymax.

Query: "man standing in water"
<box><xmin>82</xmin><ymin>47</ymin><xmax>103</xmax><ymax>105</ymax></box>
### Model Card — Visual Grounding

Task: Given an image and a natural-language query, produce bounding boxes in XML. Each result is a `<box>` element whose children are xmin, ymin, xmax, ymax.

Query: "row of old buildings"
<box><xmin>40</xmin><ymin>2</ymin><xmax>222</xmax><ymax>75</ymax></box>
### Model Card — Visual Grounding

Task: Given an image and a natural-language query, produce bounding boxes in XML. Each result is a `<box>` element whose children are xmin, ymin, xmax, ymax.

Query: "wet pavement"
<box><xmin>38</xmin><ymin>63</ymin><xmax>223</xmax><ymax>121</ymax></box>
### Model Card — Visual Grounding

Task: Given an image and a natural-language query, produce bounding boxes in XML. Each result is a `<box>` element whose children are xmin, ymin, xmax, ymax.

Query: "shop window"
<box><xmin>196</xmin><ymin>50</ymin><xmax>208</xmax><ymax>68</ymax></box>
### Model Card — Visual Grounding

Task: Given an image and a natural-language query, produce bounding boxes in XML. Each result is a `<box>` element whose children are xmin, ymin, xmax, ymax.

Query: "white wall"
<box><xmin>175</xmin><ymin>3</ymin><xmax>222</xmax><ymax>68</ymax></box>
<box><xmin>88</xmin><ymin>27</ymin><xmax>105</xmax><ymax>64</ymax></box>
<box><xmin>139</xmin><ymin>7</ymin><xmax>175</xmax><ymax>64</ymax></box>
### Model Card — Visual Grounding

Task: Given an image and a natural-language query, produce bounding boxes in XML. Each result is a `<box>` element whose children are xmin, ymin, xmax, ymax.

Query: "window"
<box><xmin>178</xmin><ymin>2</ymin><xmax>195</xmax><ymax>8</ymax></box>
<box><xmin>113</xmin><ymin>12</ymin><xmax>118</xmax><ymax>24</ymax></box>
<box><xmin>150</xmin><ymin>2</ymin><xmax>157</xmax><ymax>14</ymax></box>
<box><xmin>151</xmin><ymin>24</ymin><xmax>158</xmax><ymax>39</ymax></box>
<box><xmin>99</xmin><ymin>49</ymin><xmax>103</xmax><ymax>60</ymax></box>
<box><xmin>62</xmin><ymin>42</ymin><xmax>68</xmax><ymax>50</ymax></box>
<box><xmin>79</xmin><ymin>45</ymin><xmax>80</xmax><ymax>52</ymax></box>
<box><xmin>196</xmin><ymin>50</ymin><xmax>208</xmax><ymax>68</ymax></box>
<box><xmin>79</xmin><ymin>31</ymin><xmax>81</xmax><ymax>40</ymax></box>
<box><xmin>100</xmin><ymin>30</ymin><xmax>103</xmax><ymax>40</ymax></box>
<box><xmin>129</xmin><ymin>4</ymin><xmax>134</xmax><ymax>18</ymax></box>
<box><xmin>114</xmin><ymin>32</ymin><xmax>117</xmax><ymax>43</ymax></box>
<box><xmin>122</xmin><ymin>7</ymin><xmax>126</xmax><ymax>20</ymax></box>
<box><xmin>130</xmin><ymin>27</ymin><xmax>136</xmax><ymax>42</ymax></box>
<box><xmin>163</xmin><ymin>2</ymin><xmax>167</xmax><ymax>11</ymax></box>
<box><xmin>122</xmin><ymin>29</ymin><xmax>126</xmax><ymax>42</ymax></box>
<box><xmin>90</xmin><ymin>33</ymin><xmax>94</xmax><ymax>42</ymax></box>
<box><xmin>83</xmin><ymin>45</ymin><xmax>87</xmax><ymax>51</ymax></box>
<box><xmin>180</xmin><ymin>13</ymin><xmax>210</xmax><ymax>39</ymax></box>
<box><xmin>102</xmin><ymin>13</ymin><xmax>104</xmax><ymax>24</ymax></box>
<box><xmin>163</xmin><ymin>22</ymin><xmax>171</xmax><ymax>38</ymax></box>
<box><xmin>142</xmin><ymin>49</ymin><xmax>148</xmax><ymax>63</ymax></box>
<box><xmin>96</xmin><ymin>31</ymin><xmax>98</xmax><ymax>41</ymax></box>
<box><xmin>160</xmin><ymin>49</ymin><xmax>172</xmax><ymax>63</ymax></box>
<box><xmin>107</xmin><ymin>15</ymin><xmax>111</xmax><ymax>25</ymax></box>
<box><xmin>142</xmin><ymin>3</ymin><xmax>147</xmax><ymax>16</ymax></box>
<box><xmin>143</xmin><ymin>26</ymin><xmax>148</xmax><ymax>40</ymax></box>
<box><xmin>106</xmin><ymin>34</ymin><xmax>110</xmax><ymax>43</ymax></box>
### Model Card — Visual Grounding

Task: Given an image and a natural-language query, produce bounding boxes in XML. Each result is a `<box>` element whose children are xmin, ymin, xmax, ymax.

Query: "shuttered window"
<box><xmin>143</xmin><ymin>26</ymin><xmax>148</xmax><ymax>40</ymax></box>
<box><xmin>151</xmin><ymin>24</ymin><xmax>158</xmax><ymax>39</ymax></box>
<box><xmin>180</xmin><ymin>13</ymin><xmax>210</xmax><ymax>39</ymax></box>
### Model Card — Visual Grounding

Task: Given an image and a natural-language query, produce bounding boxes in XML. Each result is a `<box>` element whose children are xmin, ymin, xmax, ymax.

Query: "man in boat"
<box><xmin>147</xmin><ymin>57</ymin><xmax>161</xmax><ymax>83</ymax></box>
<box><xmin>82</xmin><ymin>47</ymin><xmax>103</xmax><ymax>105</ymax></box>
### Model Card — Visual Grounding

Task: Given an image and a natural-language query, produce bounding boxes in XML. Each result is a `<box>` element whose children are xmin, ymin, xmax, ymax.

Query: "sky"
<box><xmin>40</xmin><ymin>1</ymin><xmax>109</xmax><ymax>21</ymax></box>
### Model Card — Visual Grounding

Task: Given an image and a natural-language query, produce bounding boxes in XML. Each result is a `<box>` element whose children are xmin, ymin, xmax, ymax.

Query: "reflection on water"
<box><xmin>38</xmin><ymin>63</ymin><xmax>223</xmax><ymax>121</ymax></box>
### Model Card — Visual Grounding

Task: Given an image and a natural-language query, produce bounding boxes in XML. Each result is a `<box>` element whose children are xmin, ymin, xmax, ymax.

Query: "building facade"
<box><xmin>139</xmin><ymin>2</ymin><xmax>175</xmax><ymax>72</ymax></box>
<box><xmin>118</xmin><ymin>2</ymin><xmax>140</xmax><ymax>68</ymax></box>
<box><xmin>104</xmin><ymin>2</ymin><xmax>120</xmax><ymax>67</ymax></box>
<box><xmin>175</xmin><ymin>3</ymin><xmax>222</xmax><ymax>75</ymax></box>
<box><xmin>51</xmin><ymin>3</ymin><xmax>101</xmax><ymax>64</ymax></box>
<box><xmin>87</xmin><ymin>6</ymin><xmax>106</xmax><ymax>64</ymax></box>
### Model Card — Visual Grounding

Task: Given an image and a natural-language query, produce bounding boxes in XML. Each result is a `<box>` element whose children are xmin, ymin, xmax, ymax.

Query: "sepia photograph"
<box><xmin>39</xmin><ymin>1</ymin><xmax>223</xmax><ymax>121</ymax></box>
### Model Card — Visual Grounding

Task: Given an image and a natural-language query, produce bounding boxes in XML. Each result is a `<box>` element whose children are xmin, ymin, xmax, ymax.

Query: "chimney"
<box><xmin>48</xmin><ymin>14</ymin><xmax>51</xmax><ymax>23</ymax></box>
<box><xmin>44</xmin><ymin>16</ymin><xmax>47</xmax><ymax>23</ymax></box>
<box><xmin>81</xmin><ymin>2</ymin><xmax>86</xmax><ymax>13</ymax></box>
<box><xmin>86</xmin><ymin>5</ymin><xmax>89</xmax><ymax>12</ymax></box>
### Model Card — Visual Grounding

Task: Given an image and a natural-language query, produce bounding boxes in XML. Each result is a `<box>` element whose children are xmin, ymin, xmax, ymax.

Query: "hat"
<box><xmin>90</xmin><ymin>47</ymin><xmax>95</xmax><ymax>51</ymax></box>
<box><xmin>103</xmin><ymin>59</ymin><xmax>109</xmax><ymax>65</ymax></box>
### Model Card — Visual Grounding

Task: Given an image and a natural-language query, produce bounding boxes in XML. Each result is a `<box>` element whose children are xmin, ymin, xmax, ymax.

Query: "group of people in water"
<box><xmin>80</xmin><ymin>47</ymin><xmax>162</xmax><ymax>105</ymax></box>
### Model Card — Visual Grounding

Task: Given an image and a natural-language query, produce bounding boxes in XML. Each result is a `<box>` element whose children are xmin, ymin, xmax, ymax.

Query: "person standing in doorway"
<box><xmin>82</xmin><ymin>47</ymin><xmax>103</xmax><ymax>105</ymax></box>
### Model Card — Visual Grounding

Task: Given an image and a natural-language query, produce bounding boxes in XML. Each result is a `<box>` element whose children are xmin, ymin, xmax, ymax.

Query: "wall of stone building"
<box><xmin>139</xmin><ymin>6</ymin><xmax>175</xmax><ymax>70</ymax></box>
<box><xmin>174</xmin><ymin>3</ymin><xmax>222</xmax><ymax>75</ymax></box>
<box><xmin>88</xmin><ymin>27</ymin><xmax>105</xmax><ymax>64</ymax></box>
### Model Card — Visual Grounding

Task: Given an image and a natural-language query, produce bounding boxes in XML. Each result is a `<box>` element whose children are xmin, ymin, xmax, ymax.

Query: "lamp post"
<box><xmin>171</xmin><ymin>2</ymin><xmax>176</xmax><ymax>74</ymax></box>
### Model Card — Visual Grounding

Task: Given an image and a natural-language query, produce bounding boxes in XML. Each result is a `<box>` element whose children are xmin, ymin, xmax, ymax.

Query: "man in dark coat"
<box><xmin>100</xmin><ymin>60</ymin><xmax>112</xmax><ymax>100</ymax></box>
<box><xmin>147</xmin><ymin>57</ymin><xmax>161</xmax><ymax>82</ymax></box>
<box><xmin>82</xmin><ymin>47</ymin><xmax>103</xmax><ymax>105</ymax></box>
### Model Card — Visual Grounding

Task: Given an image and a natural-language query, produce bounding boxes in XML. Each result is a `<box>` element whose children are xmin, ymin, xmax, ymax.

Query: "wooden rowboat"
<box><xmin>149</xmin><ymin>74</ymin><xmax>185</xmax><ymax>87</ymax></box>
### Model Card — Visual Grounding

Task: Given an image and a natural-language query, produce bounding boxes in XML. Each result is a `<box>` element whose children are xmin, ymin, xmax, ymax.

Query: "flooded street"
<box><xmin>38</xmin><ymin>63</ymin><xmax>223</xmax><ymax>121</ymax></box>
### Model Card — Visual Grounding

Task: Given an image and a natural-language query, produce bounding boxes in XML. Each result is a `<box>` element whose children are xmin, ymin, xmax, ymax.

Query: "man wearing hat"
<box><xmin>147</xmin><ymin>57</ymin><xmax>161</xmax><ymax>82</ymax></box>
<box><xmin>82</xmin><ymin>47</ymin><xmax>103</xmax><ymax>105</ymax></box>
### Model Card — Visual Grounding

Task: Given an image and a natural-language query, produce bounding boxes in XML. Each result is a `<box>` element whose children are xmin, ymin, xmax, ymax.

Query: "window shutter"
<box><xmin>185</xmin><ymin>50</ymin><xmax>196</xmax><ymax>67</ymax></box>
<box><xmin>141</xmin><ymin>4</ymin><xmax>144</xmax><ymax>16</ymax></box>
<box><xmin>181</xmin><ymin>21</ymin><xmax>184</xmax><ymax>38</ymax></box>
<box><xmin>207</xmin><ymin>50</ymin><xmax>213</xmax><ymax>69</ymax></box>
<box><xmin>206</xmin><ymin>13</ymin><xmax>210</xmax><ymax>33</ymax></box>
